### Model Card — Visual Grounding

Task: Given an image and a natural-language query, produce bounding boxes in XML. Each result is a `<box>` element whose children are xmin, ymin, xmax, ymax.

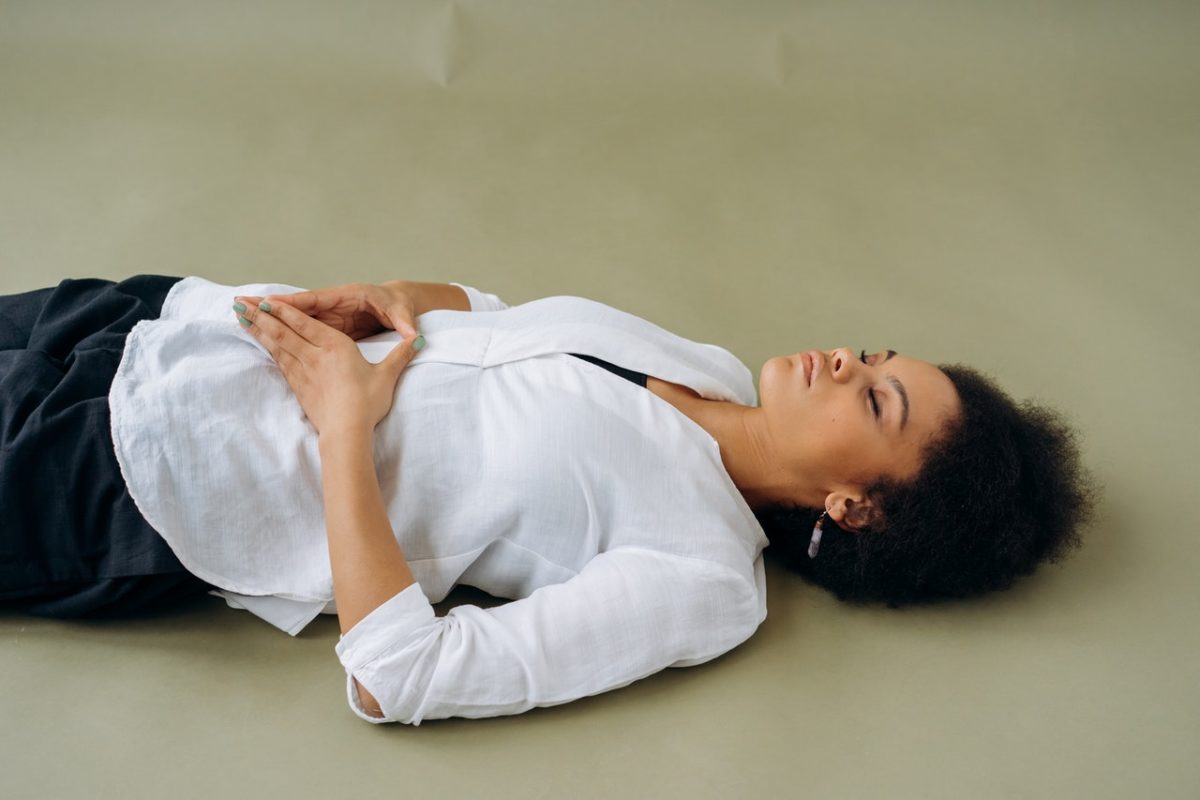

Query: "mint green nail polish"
<box><xmin>259</xmin><ymin>301</ymin><xmax>272</xmax><ymax>313</ymax></box>
<box><xmin>239</xmin><ymin>315</ymin><xmax>251</xmax><ymax>327</ymax></box>
<box><xmin>413</xmin><ymin>335</ymin><xmax>426</xmax><ymax>351</ymax></box>
<box><xmin>233</xmin><ymin>302</ymin><xmax>247</xmax><ymax>313</ymax></box>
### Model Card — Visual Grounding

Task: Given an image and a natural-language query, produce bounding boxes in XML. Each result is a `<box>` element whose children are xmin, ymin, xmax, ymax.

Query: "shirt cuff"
<box><xmin>448</xmin><ymin>282</ymin><xmax>508</xmax><ymax>313</ymax></box>
<box><xmin>334</xmin><ymin>582</ymin><xmax>435</xmax><ymax>670</ymax></box>
<box><xmin>334</xmin><ymin>583</ymin><xmax>436</xmax><ymax>722</ymax></box>
<box><xmin>345</xmin><ymin>673</ymin><xmax>392</xmax><ymax>724</ymax></box>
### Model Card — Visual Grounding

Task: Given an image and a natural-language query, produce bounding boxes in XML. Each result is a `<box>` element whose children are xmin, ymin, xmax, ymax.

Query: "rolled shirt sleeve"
<box><xmin>333</xmin><ymin>547</ymin><xmax>763</xmax><ymax>725</ymax></box>
<box><xmin>448</xmin><ymin>282</ymin><xmax>510</xmax><ymax>312</ymax></box>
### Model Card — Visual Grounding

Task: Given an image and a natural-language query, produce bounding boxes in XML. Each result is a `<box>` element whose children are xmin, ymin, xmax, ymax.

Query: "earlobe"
<box><xmin>824</xmin><ymin>491</ymin><xmax>879</xmax><ymax>534</ymax></box>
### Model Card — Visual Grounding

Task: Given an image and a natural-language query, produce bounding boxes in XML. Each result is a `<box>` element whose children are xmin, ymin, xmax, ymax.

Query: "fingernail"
<box><xmin>233</xmin><ymin>302</ymin><xmax>247</xmax><ymax>313</ymax></box>
<box><xmin>239</xmin><ymin>315</ymin><xmax>251</xmax><ymax>327</ymax></box>
<box><xmin>412</xmin><ymin>335</ymin><xmax>426</xmax><ymax>351</ymax></box>
<box><xmin>258</xmin><ymin>301</ymin><xmax>272</xmax><ymax>313</ymax></box>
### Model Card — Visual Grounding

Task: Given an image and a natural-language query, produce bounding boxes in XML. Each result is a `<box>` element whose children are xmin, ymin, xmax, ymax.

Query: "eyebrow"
<box><xmin>887</xmin><ymin>374</ymin><xmax>910</xmax><ymax>431</ymax></box>
<box><xmin>880</xmin><ymin>351</ymin><xmax>909</xmax><ymax>431</ymax></box>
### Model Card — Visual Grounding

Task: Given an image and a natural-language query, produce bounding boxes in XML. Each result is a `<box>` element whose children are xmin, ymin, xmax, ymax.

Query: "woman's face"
<box><xmin>758</xmin><ymin>347</ymin><xmax>961</xmax><ymax>509</ymax></box>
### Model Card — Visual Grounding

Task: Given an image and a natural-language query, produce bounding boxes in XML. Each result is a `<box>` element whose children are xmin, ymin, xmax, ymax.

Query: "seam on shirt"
<box><xmin>489</xmin><ymin>536</ymin><xmax>581</xmax><ymax>579</ymax></box>
<box><xmin>399</xmin><ymin>539</ymin><xmax>577</xmax><ymax>583</ymax></box>
<box><xmin>400</xmin><ymin>541</ymin><xmax>489</xmax><ymax>566</ymax></box>
<box><xmin>405</xmin><ymin>621</ymin><xmax>453</xmax><ymax>724</ymax></box>
<box><xmin>606</xmin><ymin>544</ymin><xmax>761</xmax><ymax>597</ymax></box>
<box><xmin>479</xmin><ymin>322</ymin><xmax>496</xmax><ymax>369</ymax></box>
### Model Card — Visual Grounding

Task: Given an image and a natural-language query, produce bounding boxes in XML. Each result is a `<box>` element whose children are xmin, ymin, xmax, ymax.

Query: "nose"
<box><xmin>827</xmin><ymin>347</ymin><xmax>858</xmax><ymax>383</ymax></box>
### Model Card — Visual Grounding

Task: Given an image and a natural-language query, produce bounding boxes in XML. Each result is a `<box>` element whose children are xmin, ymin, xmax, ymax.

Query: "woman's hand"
<box><xmin>232</xmin><ymin>296</ymin><xmax>423</xmax><ymax>435</ymax></box>
<box><xmin>253</xmin><ymin>281</ymin><xmax>422</xmax><ymax>342</ymax></box>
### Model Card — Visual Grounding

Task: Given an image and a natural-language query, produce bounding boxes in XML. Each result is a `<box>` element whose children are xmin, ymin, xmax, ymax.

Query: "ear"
<box><xmin>823</xmin><ymin>490</ymin><xmax>885</xmax><ymax>534</ymax></box>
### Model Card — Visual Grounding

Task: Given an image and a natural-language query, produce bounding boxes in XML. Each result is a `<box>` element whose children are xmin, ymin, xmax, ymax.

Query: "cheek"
<box><xmin>811</xmin><ymin>410</ymin><xmax>879</xmax><ymax>470</ymax></box>
<box><xmin>803</xmin><ymin>414</ymin><xmax>851</xmax><ymax>458</ymax></box>
<box><xmin>823</xmin><ymin>422</ymin><xmax>861</xmax><ymax>462</ymax></box>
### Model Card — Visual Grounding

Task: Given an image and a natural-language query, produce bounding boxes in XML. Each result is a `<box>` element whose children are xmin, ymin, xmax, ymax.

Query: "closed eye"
<box><xmin>860</xmin><ymin>349</ymin><xmax>880</xmax><ymax>419</ymax></box>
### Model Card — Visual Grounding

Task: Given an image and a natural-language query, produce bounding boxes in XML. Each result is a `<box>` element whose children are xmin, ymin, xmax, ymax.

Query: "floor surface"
<box><xmin>2</xmin><ymin>2</ymin><xmax>1197</xmax><ymax>798</ymax></box>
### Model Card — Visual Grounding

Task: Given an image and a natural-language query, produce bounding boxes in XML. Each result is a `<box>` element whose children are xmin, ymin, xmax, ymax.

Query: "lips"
<box><xmin>802</xmin><ymin>351</ymin><xmax>822</xmax><ymax>387</ymax></box>
<box><xmin>800</xmin><ymin>351</ymin><xmax>814</xmax><ymax>387</ymax></box>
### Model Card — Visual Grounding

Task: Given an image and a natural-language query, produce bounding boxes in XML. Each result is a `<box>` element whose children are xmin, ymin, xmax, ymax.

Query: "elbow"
<box><xmin>348</xmin><ymin>676</ymin><xmax>427</xmax><ymax>726</ymax></box>
<box><xmin>353</xmin><ymin>677</ymin><xmax>387</xmax><ymax>721</ymax></box>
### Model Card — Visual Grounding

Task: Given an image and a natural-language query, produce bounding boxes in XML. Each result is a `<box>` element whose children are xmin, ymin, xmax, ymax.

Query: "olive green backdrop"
<box><xmin>1</xmin><ymin>1</ymin><xmax>1196</xmax><ymax>798</ymax></box>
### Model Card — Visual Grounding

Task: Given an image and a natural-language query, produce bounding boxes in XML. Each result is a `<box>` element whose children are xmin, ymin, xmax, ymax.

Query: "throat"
<box><xmin>645</xmin><ymin>375</ymin><xmax>721</xmax><ymax>447</ymax></box>
<box><xmin>646</xmin><ymin>376</ymin><xmax>787</xmax><ymax>510</ymax></box>
<box><xmin>645</xmin><ymin>375</ymin><xmax>703</xmax><ymax>412</ymax></box>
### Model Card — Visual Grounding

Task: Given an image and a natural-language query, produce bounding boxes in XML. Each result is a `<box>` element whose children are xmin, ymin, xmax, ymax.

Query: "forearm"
<box><xmin>385</xmin><ymin>280</ymin><xmax>470</xmax><ymax>315</ymax></box>
<box><xmin>318</xmin><ymin>424</ymin><xmax>415</xmax><ymax>719</ymax></box>
<box><xmin>317</xmin><ymin>425</ymin><xmax>415</xmax><ymax>636</ymax></box>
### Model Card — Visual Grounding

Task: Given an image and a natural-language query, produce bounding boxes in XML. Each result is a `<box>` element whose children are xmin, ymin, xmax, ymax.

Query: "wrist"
<box><xmin>318</xmin><ymin>422</ymin><xmax>373</xmax><ymax>451</ymax></box>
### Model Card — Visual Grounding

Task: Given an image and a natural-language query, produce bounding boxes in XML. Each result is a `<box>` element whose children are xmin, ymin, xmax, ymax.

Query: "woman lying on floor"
<box><xmin>0</xmin><ymin>275</ymin><xmax>1094</xmax><ymax>724</ymax></box>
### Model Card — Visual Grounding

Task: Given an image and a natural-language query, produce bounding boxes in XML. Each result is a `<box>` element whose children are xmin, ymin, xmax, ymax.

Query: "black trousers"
<box><xmin>0</xmin><ymin>274</ymin><xmax>215</xmax><ymax>618</ymax></box>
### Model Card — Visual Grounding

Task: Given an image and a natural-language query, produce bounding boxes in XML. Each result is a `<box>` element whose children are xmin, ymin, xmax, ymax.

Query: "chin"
<box><xmin>764</xmin><ymin>353</ymin><xmax>800</xmax><ymax>375</ymax></box>
<box><xmin>759</xmin><ymin>355</ymin><xmax>794</xmax><ymax>399</ymax></box>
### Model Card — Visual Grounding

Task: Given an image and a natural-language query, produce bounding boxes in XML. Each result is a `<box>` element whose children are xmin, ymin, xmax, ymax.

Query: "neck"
<box><xmin>678</xmin><ymin>395</ymin><xmax>808</xmax><ymax>511</ymax></box>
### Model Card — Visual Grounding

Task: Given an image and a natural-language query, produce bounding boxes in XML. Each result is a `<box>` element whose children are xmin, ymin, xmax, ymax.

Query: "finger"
<box><xmin>235</xmin><ymin>299</ymin><xmax>311</xmax><ymax>364</ymax></box>
<box><xmin>388</xmin><ymin>312</ymin><xmax>418</xmax><ymax>341</ymax></box>
<box><xmin>237</xmin><ymin>297</ymin><xmax>339</xmax><ymax>350</ymax></box>
<box><xmin>263</xmin><ymin>288</ymin><xmax>320</xmax><ymax>313</ymax></box>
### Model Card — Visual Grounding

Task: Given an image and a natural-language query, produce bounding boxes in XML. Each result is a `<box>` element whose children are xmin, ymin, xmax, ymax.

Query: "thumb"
<box><xmin>385</xmin><ymin>333</ymin><xmax>423</xmax><ymax>376</ymax></box>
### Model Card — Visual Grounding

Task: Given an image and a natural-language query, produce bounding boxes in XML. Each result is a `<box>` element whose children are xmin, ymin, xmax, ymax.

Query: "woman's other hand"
<box><xmin>232</xmin><ymin>296</ymin><xmax>422</xmax><ymax>435</ymax></box>
<box><xmin>250</xmin><ymin>281</ymin><xmax>422</xmax><ymax>342</ymax></box>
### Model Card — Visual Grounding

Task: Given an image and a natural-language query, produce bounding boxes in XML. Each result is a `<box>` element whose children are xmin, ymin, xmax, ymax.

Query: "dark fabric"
<box><xmin>0</xmin><ymin>274</ymin><xmax>215</xmax><ymax>618</ymax></box>
<box><xmin>567</xmin><ymin>353</ymin><xmax>649</xmax><ymax>388</ymax></box>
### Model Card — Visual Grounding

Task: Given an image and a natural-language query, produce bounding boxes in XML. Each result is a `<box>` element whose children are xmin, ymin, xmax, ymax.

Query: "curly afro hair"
<box><xmin>754</xmin><ymin>363</ymin><xmax>1098</xmax><ymax>608</ymax></box>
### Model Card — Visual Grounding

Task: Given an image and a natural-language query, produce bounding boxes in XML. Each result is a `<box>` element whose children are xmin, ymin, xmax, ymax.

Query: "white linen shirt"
<box><xmin>108</xmin><ymin>276</ymin><xmax>769</xmax><ymax>724</ymax></box>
